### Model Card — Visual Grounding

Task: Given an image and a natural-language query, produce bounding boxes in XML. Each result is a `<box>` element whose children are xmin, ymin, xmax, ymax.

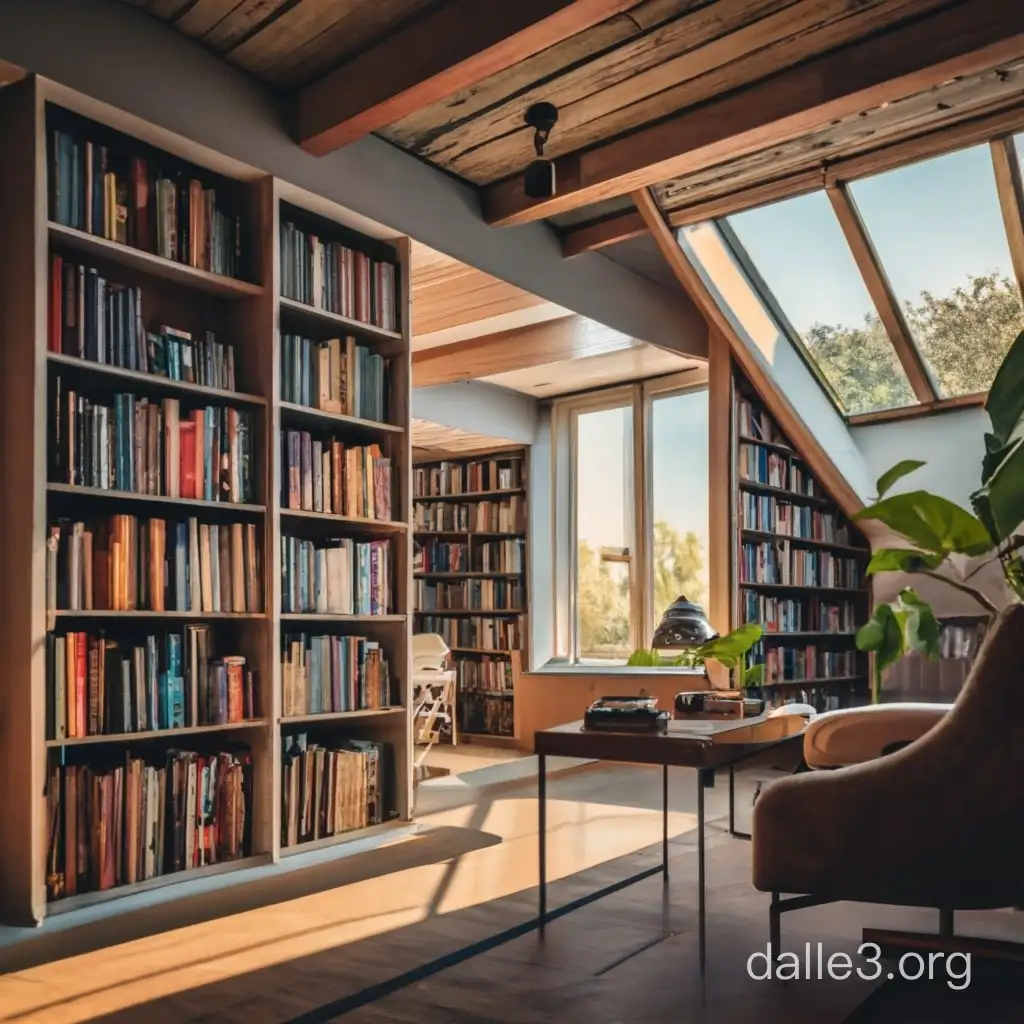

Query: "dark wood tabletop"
<box><xmin>534</xmin><ymin>714</ymin><xmax>806</xmax><ymax>769</ymax></box>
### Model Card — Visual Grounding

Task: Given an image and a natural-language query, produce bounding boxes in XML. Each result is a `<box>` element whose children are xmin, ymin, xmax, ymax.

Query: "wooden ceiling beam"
<box><xmin>412</xmin><ymin>314</ymin><xmax>639</xmax><ymax>387</ymax></box>
<box><xmin>485</xmin><ymin>1</ymin><xmax>1024</xmax><ymax>226</ymax></box>
<box><xmin>990</xmin><ymin>136</ymin><xmax>1024</xmax><ymax>303</ymax></box>
<box><xmin>825</xmin><ymin>183</ymin><xmax>936</xmax><ymax>403</ymax></box>
<box><xmin>631</xmin><ymin>186</ymin><xmax>862</xmax><ymax>516</ymax></box>
<box><xmin>295</xmin><ymin>0</ymin><xmax>639</xmax><ymax>155</ymax></box>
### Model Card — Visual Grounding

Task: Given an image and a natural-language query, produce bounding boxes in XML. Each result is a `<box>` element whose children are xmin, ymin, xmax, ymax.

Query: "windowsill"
<box><xmin>530</xmin><ymin>659</ymin><xmax>707</xmax><ymax>676</ymax></box>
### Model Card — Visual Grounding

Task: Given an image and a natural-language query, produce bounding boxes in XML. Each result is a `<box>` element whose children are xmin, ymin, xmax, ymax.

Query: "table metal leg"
<box><xmin>697</xmin><ymin>768</ymin><xmax>707</xmax><ymax>975</ymax></box>
<box><xmin>538</xmin><ymin>751</ymin><xmax>547</xmax><ymax>928</ymax></box>
<box><xmin>662</xmin><ymin>763</ymin><xmax>669</xmax><ymax>880</ymax></box>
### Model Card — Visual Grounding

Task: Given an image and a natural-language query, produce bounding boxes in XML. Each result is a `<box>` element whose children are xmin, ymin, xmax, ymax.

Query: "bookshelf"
<box><xmin>731</xmin><ymin>368</ymin><xmax>871</xmax><ymax>711</ymax></box>
<box><xmin>0</xmin><ymin>77</ymin><xmax>413</xmax><ymax>925</ymax></box>
<box><xmin>412</xmin><ymin>448</ymin><xmax>528</xmax><ymax>741</ymax></box>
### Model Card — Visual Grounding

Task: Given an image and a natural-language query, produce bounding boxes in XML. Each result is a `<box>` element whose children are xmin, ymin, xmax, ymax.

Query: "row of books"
<box><xmin>281</xmin><ymin>735</ymin><xmax>387</xmax><ymax>848</ymax></box>
<box><xmin>281</xmin><ymin>634</ymin><xmax>393</xmax><ymax>718</ymax></box>
<box><xmin>739</xmin><ymin>541</ymin><xmax>861</xmax><ymax>588</ymax></box>
<box><xmin>51</xmin><ymin>128</ymin><xmax>243</xmax><ymax>278</ymax></box>
<box><xmin>282</xmin><ymin>431</ymin><xmax>392</xmax><ymax>521</ymax></box>
<box><xmin>49</xmin><ymin>257</ymin><xmax>239</xmax><ymax>394</ymax></box>
<box><xmin>281</xmin><ymin>536</ymin><xmax>391</xmax><ymax>616</ymax></box>
<box><xmin>458</xmin><ymin>656</ymin><xmax>514</xmax><ymax>694</ymax></box>
<box><xmin>740</xmin><ymin>493</ymin><xmax>856</xmax><ymax>545</ymax></box>
<box><xmin>739</xmin><ymin>443</ymin><xmax>820</xmax><ymax>498</ymax></box>
<box><xmin>741</xmin><ymin>593</ymin><xmax>858</xmax><ymax>635</ymax></box>
<box><xmin>749</xmin><ymin>645</ymin><xmax>859</xmax><ymax>684</ymax></box>
<box><xmin>45</xmin><ymin>747</ymin><xmax>252</xmax><ymax>900</ymax></box>
<box><xmin>413</xmin><ymin>498</ymin><xmax>526</xmax><ymax>534</ymax></box>
<box><xmin>738</xmin><ymin>398</ymin><xmax>790</xmax><ymax>448</ymax></box>
<box><xmin>414</xmin><ymin>579</ymin><xmax>523</xmax><ymax>612</ymax></box>
<box><xmin>279</xmin><ymin>222</ymin><xmax>398</xmax><ymax>331</ymax></box>
<box><xmin>417</xmin><ymin>616</ymin><xmax>522</xmax><ymax>650</ymax></box>
<box><xmin>763</xmin><ymin>688</ymin><xmax>858</xmax><ymax>713</ymax></box>
<box><xmin>48</xmin><ymin>516</ymin><xmax>261</xmax><ymax>613</ymax></box>
<box><xmin>414</xmin><ymin>541</ymin><xmax>468</xmax><ymax>574</ymax></box>
<box><xmin>47</xmin><ymin>629</ymin><xmax>256</xmax><ymax>740</ymax></box>
<box><xmin>280</xmin><ymin>334</ymin><xmax>389</xmax><ymax>424</ymax></box>
<box><xmin>412</xmin><ymin>539</ymin><xmax>526</xmax><ymax>575</ymax></box>
<box><xmin>51</xmin><ymin>383</ymin><xmax>256</xmax><ymax>504</ymax></box>
<box><xmin>413</xmin><ymin>458</ymin><xmax>522</xmax><ymax>498</ymax></box>
<box><xmin>459</xmin><ymin>694</ymin><xmax>514</xmax><ymax>737</ymax></box>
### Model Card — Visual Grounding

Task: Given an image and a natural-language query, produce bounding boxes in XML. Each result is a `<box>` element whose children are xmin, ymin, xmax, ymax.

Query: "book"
<box><xmin>281</xmin><ymin>634</ymin><xmax>392</xmax><ymax>717</ymax></box>
<box><xmin>413</xmin><ymin>577</ymin><xmax>522</xmax><ymax>612</ymax></box>
<box><xmin>280</xmin><ymin>334</ymin><xmax>389</xmax><ymax>422</ymax></box>
<box><xmin>416</xmin><ymin>615</ymin><xmax>521</xmax><ymax>651</ymax></box>
<box><xmin>413</xmin><ymin>497</ymin><xmax>524</xmax><ymax>533</ymax></box>
<box><xmin>413</xmin><ymin>457</ymin><xmax>523</xmax><ymax>497</ymax></box>
<box><xmin>280</xmin><ymin>536</ymin><xmax>390</xmax><ymax>616</ymax></box>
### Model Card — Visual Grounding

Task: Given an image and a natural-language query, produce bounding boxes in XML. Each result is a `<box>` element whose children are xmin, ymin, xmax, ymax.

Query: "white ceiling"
<box><xmin>481</xmin><ymin>344</ymin><xmax>703</xmax><ymax>398</ymax></box>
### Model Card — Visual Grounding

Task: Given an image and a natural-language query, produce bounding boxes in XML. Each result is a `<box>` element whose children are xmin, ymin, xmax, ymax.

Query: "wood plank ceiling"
<box><xmin>125</xmin><ymin>0</ymin><xmax>1024</xmax><ymax>250</ymax></box>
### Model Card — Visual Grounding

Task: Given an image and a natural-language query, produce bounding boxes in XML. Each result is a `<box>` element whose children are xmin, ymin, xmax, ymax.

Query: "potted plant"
<box><xmin>627</xmin><ymin>621</ymin><xmax>765</xmax><ymax>688</ymax></box>
<box><xmin>854</xmin><ymin>330</ymin><xmax>1024</xmax><ymax>700</ymax></box>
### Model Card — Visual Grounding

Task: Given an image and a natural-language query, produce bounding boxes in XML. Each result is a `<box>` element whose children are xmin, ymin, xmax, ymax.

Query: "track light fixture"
<box><xmin>523</xmin><ymin>102</ymin><xmax>559</xmax><ymax>200</ymax></box>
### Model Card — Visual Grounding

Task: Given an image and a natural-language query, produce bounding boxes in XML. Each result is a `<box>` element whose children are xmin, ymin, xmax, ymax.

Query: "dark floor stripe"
<box><xmin>593</xmin><ymin>930</ymin><xmax>678</xmax><ymax>977</ymax></box>
<box><xmin>283</xmin><ymin>864</ymin><xmax>664</xmax><ymax>1023</ymax></box>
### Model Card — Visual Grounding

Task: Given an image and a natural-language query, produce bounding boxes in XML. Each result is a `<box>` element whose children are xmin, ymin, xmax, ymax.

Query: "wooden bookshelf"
<box><xmin>0</xmin><ymin>78</ymin><xmax>413</xmax><ymax>925</ymax></box>
<box><xmin>732</xmin><ymin>366</ymin><xmax>871</xmax><ymax>712</ymax></box>
<box><xmin>412</xmin><ymin>448</ymin><xmax>528</xmax><ymax>741</ymax></box>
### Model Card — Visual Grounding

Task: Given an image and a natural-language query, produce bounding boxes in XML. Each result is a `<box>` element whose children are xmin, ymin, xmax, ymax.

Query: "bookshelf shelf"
<box><xmin>279</xmin><ymin>400</ymin><xmax>405</xmax><ymax>436</ymax></box>
<box><xmin>0</xmin><ymin>80</ymin><xmax>415</xmax><ymax>925</ymax></box>
<box><xmin>45</xmin><ymin>719</ymin><xmax>270</xmax><ymax>747</ymax></box>
<box><xmin>414</xmin><ymin>608</ymin><xmax>525</xmax><ymax>616</ymax></box>
<box><xmin>450</xmin><ymin>647</ymin><xmax>515</xmax><ymax>655</ymax></box>
<box><xmin>47</xmin><ymin>352</ymin><xmax>267</xmax><ymax>407</ymax></box>
<box><xmin>279</xmin><ymin>508</ymin><xmax>408</xmax><ymax>533</ymax></box>
<box><xmin>413</xmin><ymin>489</ymin><xmax>525</xmax><ymax>501</ymax></box>
<box><xmin>733</xmin><ymin>370</ymin><xmax>870</xmax><ymax>712</ymax></box>
<box><xmin>46</xmin><ymin>483</ymin><xmax>267</xmax><ymax>515</ymax></box>
<box><xmin>279</xmin><ymin>708</ymin><xmax>405</xmax><ymax>725</ymax></box>
<box><xmin>279</xmin><ymin>296</ymin><xmax>403</xmax><ymax>344</ymax></box>
<box><xmin>48</xmin><ymin>223</ymin><xmax>264</xmax><ymax>299</ymax></box>
<box><xmin>279</xmin><ymin>819</ymin><xmax>407</xmax><ymax>858</ymax></box>
<box><xmin>415</xmin><ymin>531</ymin><xmax>526</xmax><ymax>538</ymax></box>
<box><xmin>414</xmin><ymin>572</ymin><xmax>520</xmax><ymax>579</ymax></box>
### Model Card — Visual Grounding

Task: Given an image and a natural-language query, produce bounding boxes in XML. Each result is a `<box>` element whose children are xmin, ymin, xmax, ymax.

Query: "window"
<box><xmin>649</xmin><ymin>388</ymin><xmax>709</xmax><ymax>628</ymax></box>
<box><xmin>558</xmin><ymin>374</ymin><xmax>709</xmax><ymax>665</ymax></box>
<box><xmin>573</xmin><ymin>402</ymin><xmax>635</xmax><ymax>662</ymax></box>
<box><xmin>850</xmin><ymin>145</ymin><xmax>1024</xmax><ymax>398</ymax></box>
<box><xmin>726</xmin><ymin>192</ymin><xmax>917</xmax><ymax>414</ymax></box>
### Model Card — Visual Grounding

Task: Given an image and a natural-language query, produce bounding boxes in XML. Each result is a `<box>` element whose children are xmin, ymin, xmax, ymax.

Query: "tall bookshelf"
<box><xmin>0</xmin><ymin>77</ymin><xmax>413</xmax><ymax>925</ymax></box>
<box><xmin>412</xmin><ymin>448</ymin><xmax>528</xmax><ymax>741</ymax></box>
<box><xmin>731</xmin><ymin>368</ymin><xmax>871</xmax><ymax>710</ymax></box>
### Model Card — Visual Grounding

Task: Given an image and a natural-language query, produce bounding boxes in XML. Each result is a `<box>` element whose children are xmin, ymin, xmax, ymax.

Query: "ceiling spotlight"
<box><xmin>524</xmin><ymin>102</ymin><xmax>559</xmax><ymax>200</ymax></box>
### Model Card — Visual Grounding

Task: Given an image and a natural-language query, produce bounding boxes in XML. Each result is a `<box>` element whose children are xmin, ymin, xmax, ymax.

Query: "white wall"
<box><xmin>0</xmin><ymin>0</ymin><xmax>708</xmax><ymax>358</ymax></box>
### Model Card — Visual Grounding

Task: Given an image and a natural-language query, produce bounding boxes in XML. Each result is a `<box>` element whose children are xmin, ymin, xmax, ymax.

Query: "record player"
<box><xmin>583</xmin><ymin>696</ymin><xmax>669</xmax><ymax>732</ymax></box>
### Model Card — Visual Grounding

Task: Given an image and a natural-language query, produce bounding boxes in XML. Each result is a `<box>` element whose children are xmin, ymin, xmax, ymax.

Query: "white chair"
<box><xmin>412</xmin><ymin>634</ymin><xmax>457</xmax><ymax>767</ymax></box>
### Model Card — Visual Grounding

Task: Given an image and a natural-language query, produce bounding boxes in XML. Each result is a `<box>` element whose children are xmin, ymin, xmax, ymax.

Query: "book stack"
<box><xmin>51</xmin><ymin>129</ymin><xmax>243</xmax><ymax>278</ymax></box>
<box><xmin>280</xmin><ymin>334</ymin><xmax>388</xmax><ymax>423</ymax></box>
<box><xmin>281</xmin><ymin>536</ymin><xmax>391</xmax><ymax>615</ymax></box>
<box><xmin>48</xmin><ymin>515</ymin><xmax>262</xmax><ymax>613</ymax></box>
<box><xmin>45</xmin><ymin>747</ymin><xmax>252</xmax><ymax>900</ymax></box>
<box><xmin>281</xmin><ymin>634</ymin><xmax>392</xmax><ymax>717</ymax></box>
<box><xmin>281</xmin><ymin>432</ymin><xmax>391</xmax><ymax>520</ymax></box>
<box><xmin>279</xmin><ymin>222</ymin><xmax>398</xmax><ymax>331</ymax></box>
<box><xmin>414</xmin><ymin>579</ymin><xmax>522</xmax><ymax>612</ymax></box>
<box><xmin>417</xmin><ymin>615</ymin><xmax>521</xmax><ymax>650</ymax></box>
<box><xmin>46</xmin><ymin>629</ymin><xmax>256</xmax><ymax>739</ymax></box>
<box><xmin>50</xmin><ymin>382</ymin><xmax>256</xmax><ymax>503</ymax></box>
<box><xmin>48</xmin><ymin>257</ymin><xmax>239</xmax><ymax>391</ymax></box>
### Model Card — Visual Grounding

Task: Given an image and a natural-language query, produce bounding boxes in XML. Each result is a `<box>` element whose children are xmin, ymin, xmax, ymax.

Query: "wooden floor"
<box><xmin>0</xmin><ymin>761</ymin><xmax>1020</xmax><ymax>1023</ymax></box>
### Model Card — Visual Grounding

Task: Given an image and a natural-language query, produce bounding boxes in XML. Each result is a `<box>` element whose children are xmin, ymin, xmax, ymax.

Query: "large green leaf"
<box><xmin>742</xmin><ymin>663</ymin><xmax>765</xmax><ymax>689</ymax></box>
<box><xmin>899</xmin><ymin>587</ymin><xmax>940</xmax><ymax>660</ymax></box>
<box><xmin>985</xmin><ymin>329</ymin><xmax>1024</xmax><ymax>442</ymax></box>
<box><xmin>866</xmin><ymin>547</ymin><xmax>946</xmax><ymax>576</ymax></box>
<box><xmin>854</xmin><ymin>491</ymin><xmax>992</xmax><ymax>556</ymax></box>
<box><xmin>971</xmin><ymin>436</ymin><xmax>1024</xmax><ymax>542</ymax></box>
<box><xmin>875</xmin><ymin>460</ymin><xmax>925</xmax><ymax>499</ymax></box>
<box><xmin>694</xmin><ymin>622</ymin><xmax>763</xmax><ymax>669</ymax></box>
<box><xmin>856</xmin><ymin>603</ymin><xmax>905</xmax><ymax>672</ymax></box>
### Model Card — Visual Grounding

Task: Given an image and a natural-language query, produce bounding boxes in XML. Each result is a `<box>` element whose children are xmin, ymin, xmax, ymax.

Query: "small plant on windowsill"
<box><xmin>627</xmin><ymin>622</ymin><xmax>766</xmax><ymax>688</ymax></box>
<box><xmin>854</xmin><ymin>329</ymin><xmax>1024</xmax><ymax>702</ymax></box>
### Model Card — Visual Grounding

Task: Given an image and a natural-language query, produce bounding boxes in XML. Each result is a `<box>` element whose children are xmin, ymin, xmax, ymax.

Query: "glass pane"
<box><xmin>575</xmin><ymin>405</ymin><xmax>633</xmax><ymax>662</ymax></box>
<box><xmin>727</xmin><ymin>192</ymin><xmax>917</xmax><ymax>415</ymax></box>
<box><xmin>650</xmin><ymin>389</ymin><xmax>709</xmax><ymax>630</ymax></box>
<box><xmin>850</xmin><ymin>145</ymin><xmax>1024</xmax><ymax>398</ymax></box>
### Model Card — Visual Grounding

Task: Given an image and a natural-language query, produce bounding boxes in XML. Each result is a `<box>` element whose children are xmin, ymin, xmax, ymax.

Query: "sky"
<box><xmin>576</xmin><ymin>389</ymin><xmax>709</xmax><ymax>583</ymax></box>
<box><xmin>725</xmin><ymin>142</ymin><xmax>1018</xmax><ymax>336</ymax></box>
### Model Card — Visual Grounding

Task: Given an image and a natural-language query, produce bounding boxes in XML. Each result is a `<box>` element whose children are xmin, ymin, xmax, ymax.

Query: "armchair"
<box><xmin>752</xmin><ymin>604</ymin><xmax>1024</xmax><ymax>948</ymax></box>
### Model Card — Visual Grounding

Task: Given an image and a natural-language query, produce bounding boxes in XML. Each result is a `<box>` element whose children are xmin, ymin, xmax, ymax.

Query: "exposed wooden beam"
<box><xmin>412</xmin><ymin>314</ymin><xmax>639</xmax><ymax>387</ymax></box>
<box><xmin>631</xmin><ymin>186</ymin><xmax>862</xmax><ymax>516</ymax></box>
<box><xmin>706</xmin><ymin>329</ymin><xmax>733</xmax><ymax>636</ymax></box>
<box><xmin>295</xmin><ymin>0</ymin><xmax>638</xmax><ymax>155</ymax></box>
<box><xmin>990</xmin><ymin>136</ymin><xmax>1024</xmax><ymax>303</ymax></box>
<box><xmin>561</xmin><ymin>210</ymin><xmax>648</xmax><ymax>256</ymax></box>
<box><xmin>825</xmin><ymin>183</ymin><xmax>936</xmax><ymax>404</ymax></box>
<box><xmin>486</xmin><ymin>1</ymin><xmax>1024</xmax><ymax>226</ymax></box>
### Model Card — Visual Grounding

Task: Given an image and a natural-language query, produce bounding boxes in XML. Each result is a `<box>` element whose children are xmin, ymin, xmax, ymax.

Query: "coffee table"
<box><xmin>535</xmin><ymin>714</ymin><xmax>805</xmax><ymax>973</ymax></box>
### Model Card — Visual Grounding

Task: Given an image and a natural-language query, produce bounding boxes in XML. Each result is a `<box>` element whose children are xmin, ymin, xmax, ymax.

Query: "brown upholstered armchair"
<box><xmin>752</xmin><ymin>604</ymin><xmax>1024</xmax><ymax>947</ymax></box>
